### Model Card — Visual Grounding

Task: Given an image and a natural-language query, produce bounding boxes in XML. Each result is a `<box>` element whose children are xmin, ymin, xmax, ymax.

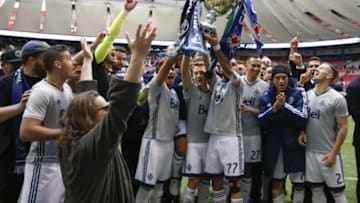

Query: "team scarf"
<box><xmin>70</xmin><ymin>0</ymin><xmax>77</xmax><ymax>35</ymax></box>
<box><xmin>12</xmin><ymin>67</ymin><xmax>31</xmax><ymax>172</ymax></box>
<box><xmin>171</xmin><ymin>0</ymin><xmax>196</xmax><ymax>56</ymax></box>
<box><xmin>7</xmin><ymin>0</ymin><xmax>20</xmax><ymax>30</ymax></box>
<box><xmin>39</xmin><ymin>0</ymin><xmax>46</xmax><ymax>32</ymax></box>
<box><xmin>181</xmin><ymin>0</ymin><xmax>206</xmax><ymax>55</ymax></box>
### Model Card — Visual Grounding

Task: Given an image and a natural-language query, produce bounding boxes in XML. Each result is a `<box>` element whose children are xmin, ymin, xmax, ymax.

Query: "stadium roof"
<box><xmin>0</xmin><ymin>0</ymin><xmax>359</xmax><ymax>47</ymax></box>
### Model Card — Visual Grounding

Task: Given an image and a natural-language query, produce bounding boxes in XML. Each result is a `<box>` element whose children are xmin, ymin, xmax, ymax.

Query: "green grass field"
<box><xmin>180</xmin><ymin>118</ymin><xmax>357</xmax><ymax>202</ymax></box>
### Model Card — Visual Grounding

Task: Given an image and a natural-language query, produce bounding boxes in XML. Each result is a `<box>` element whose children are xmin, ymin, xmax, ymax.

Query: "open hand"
<box><xmin>125</xmin><ymin>24</ymin><xmax>157</xmax><ymax>58</ymax></box>
<box><xmin>80</xmin><ymin>37</ymin><xmax>93</xmax><ymax>61</ymax></box>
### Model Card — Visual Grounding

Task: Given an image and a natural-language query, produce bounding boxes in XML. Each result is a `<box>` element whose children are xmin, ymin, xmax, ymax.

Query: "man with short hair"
<box><xmin>181</xmin><ymin>57</ymin><xmax>212</xmax><ymax>203</ymax></box>
<box><xmin>0</xmin><ymin>40</ymin><xmax>49</xmax><ymax>203</ymax></box>
<box><xmin>20</xmin><ymin>44</ymin><xmax>75</xmax><ymax>203</ymax></box>
<box><xmin>239</xmin><ymin>57</ymin><xmax>269</xmax><ymax>203</ymax></box>
<box><xmin>300</xmin><ymin>63</ymin><xmax>348</xmax><ymax>202</ymax></box>
<box><xmin>258</xmin><ymin>65</ymin><xmax>308</xmax><ymax>203</ymax></box>
<box><xmin>0</xmin><ymin>49</ymin><xmax>22</xmax><ymax>75</ymax></box>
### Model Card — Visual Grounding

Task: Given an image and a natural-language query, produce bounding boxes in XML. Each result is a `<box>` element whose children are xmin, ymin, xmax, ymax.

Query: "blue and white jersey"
<box><xmin>241</xmin><ymin>76</ymin><xmax>269</xmax><ymax>136</ymax></box>
<box><xmin>204</xmin><ymin>73</ymin><xmax>244</xmax><ymax>137</ymax></box>
<box><xmin>306</xmin><ymin>88</ymin><xmax>348</xmax><ymax>153</ymax></box>
<box><xmin>183</xmin><ymin>83</ymin><xmax>211</xmax><ymax>143</ymax></box>
<box><xmin>143</xmin><ymin>78</ymin><xmax>179</xmax><ymax>141</ymax></box>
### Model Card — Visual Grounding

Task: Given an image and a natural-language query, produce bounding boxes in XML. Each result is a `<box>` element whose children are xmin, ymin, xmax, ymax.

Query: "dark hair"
<box><xmin>308</xmin><ymin>56</ymin><xmax>321</xmax><ymax>63</ymax></box>
<box><xmin>114</xmin><ymin>46</ymin><xmax>127</xmax><ymax>54</ymax></box>
<box><xmin>59</xmin><ymin>91</ymin><xmax>100</xmax><ymax>147</ymax></box>
<box><xmin>43</xmin><ymin>45</ymin><xmax>69</xmax><ymax>72</ymax></box>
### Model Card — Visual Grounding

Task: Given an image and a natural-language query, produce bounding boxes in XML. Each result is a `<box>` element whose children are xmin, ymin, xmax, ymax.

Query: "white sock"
<box><xmin>331</xmin><ymin>190</ymin><xmax>348</xmax><ymax>203</ymax></box>
<box><xmin>311</xmin><ymin>187</ymin><xmax>326</xmax><ymax>203</ymax></box>
<box><xmin>231</xmin><ymin>198</ymin><xmax>244</xmax><ymax>203</ymax></box>
<box><xmin>135</xmin><ymin>186</ymin><xmax>153</xmax><ymax>203</ymax></box>
<box><xmin>292</xmin><ymin>188</ymin><xmax>305</xmax><ymax>203</ymax></box>
<box><xmin>213</xmin><ymin>189</ymin><xmax>226</xmax><ymax>203</ymax></box>
<box><xmin>197</xmin><ymin>180</ymin><xmax>210</xmax><ymax>203</ymax></box>
<box><xmin>272</xmin><ymin>193</ymin><xmax>285</xmax><ymax>203</ymax></box>
<box><xmin>150</xmin><ymin>183</ymin><xmax>163</xmax><ymax>203</ymax></box>
<box><xmin>240</xmin><ymin>177</ymin><xmax>252</xmax><ymax>203</ymax></box>
<box><xmin>172</xmin><ymin>152</ymin><xmax>184</xmax><ymax>177</ymax></box>
<box><xmin>183</xmin><ymin>186</ymin><xmax>196</xmax><ymax>203</ymax></box>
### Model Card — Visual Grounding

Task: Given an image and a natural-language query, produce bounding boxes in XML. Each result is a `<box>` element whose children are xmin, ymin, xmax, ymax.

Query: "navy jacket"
<box><xmin>346</xmin><ymin>76</ymin><xmax>360</xmax><ymax>146</ymax></box>
<box><xmin>258</xmin><ymin>83</ymin><xmax>308</xmax><ymax>176</ymax></box>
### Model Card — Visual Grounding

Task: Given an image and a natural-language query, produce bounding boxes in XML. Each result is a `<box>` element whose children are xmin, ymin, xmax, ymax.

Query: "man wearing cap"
<box><xmin>258</xmin><ymin>65</ymin><xmax>308</xmax><ymax>203</ymax></box>
<box><xmin>0</xmin><ymin>49</ymin><xmax>22</xmax><ymax>75</ymax></box>
<box><xmin>0</xmin><ymin>40</ymin><xmax>49</xmax><ymax>202</ymax></box>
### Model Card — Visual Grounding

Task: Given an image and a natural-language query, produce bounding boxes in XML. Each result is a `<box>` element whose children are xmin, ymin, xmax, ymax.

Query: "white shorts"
<box><xmin>305</xmin><ymin>151</ymin><xmax>345</xmax><ymax>190</ymax></box>
<box><xmin>175</xmin><ymin>120</ymin><xmax>187</xmax><ymax>138</ymax></box>
<box><xmin>273</xmin><ymin>148</ymin><xmax>304</xmax><ymax>184</ymax></box>
<box><xmin>205</xmin><ymin>135</ymin><xmax>244</xmax><ymax>178</ymax></box>
<box><xmin>183</xmin><ymin>142</ymin><xmax>208</xmax><ymax>176</ymax></box>
<box><xmin>21</xmin><ymin>162</ymin><xmax>65</xmax><ymax>203</ymax></box>
<box><xmin>243</xmin><ymin>135</ymin><xmax>262</xmax><ymax>163</ymax></box>
<box><xmin>135</xmin><ymin>138</ymin><xmax>174</xmax><ymax>186</ymax></box>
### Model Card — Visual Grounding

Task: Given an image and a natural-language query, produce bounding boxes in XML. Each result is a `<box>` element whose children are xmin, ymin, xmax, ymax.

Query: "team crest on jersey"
<box><xmin>187</xmin><ymin>163</ymin><xmax>192</xmax><ymax>171</ymax></box>
<box><xmin>147</xmin><ymin>173</ymin><xmax>153</xmax><ymax>181</ymax></box>
<box><xmin>266</xmin><ymin>103</ymin><xmax>272</xmax><ymax>108</ymax></box>
<box><xmin>214</xmin><ymin>83</ymin><xmax>228</xmax><ymax>104</ymax></box>
<box><xmin>254</xmin><ymin>90</ymin><xmax>260</xmax><ymax>96</ymax></box>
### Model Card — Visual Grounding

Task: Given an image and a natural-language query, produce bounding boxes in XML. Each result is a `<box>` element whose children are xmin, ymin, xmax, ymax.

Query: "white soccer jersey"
<box><xmin>204</xmin><ymin>73</ymin><xmax>244</xmax><ymax>137</ymax></box>
<box><xmin>306</xmin><ymin>88</ymin><xmax>348</xmax><ymax>153</ymax></box>
<box><xmin>183</xmin><ymin>83</ymin><xmax>211</xmax><ymax>143</ymax></box>
<box><xmin>142</xmin><ymin>78</ymin><xmax>179</xmax><ymax>141</ymax></box>
<box><xmin>240</xmin><ymin>76</ymin><xmax>269</xmax><ymax>136</ymax></box>
<box><xmin>23</xmin><ymin>79</ymin><xmax>73</xmax><ymax>163</ymax></box>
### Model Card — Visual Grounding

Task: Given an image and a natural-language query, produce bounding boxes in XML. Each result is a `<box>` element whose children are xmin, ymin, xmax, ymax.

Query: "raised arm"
<box><xmin>72</xmin><ymin>31</ymin><xmax>106</xmax><ymax>65</ymax></box>
<box><xmin>94</xmin><ymin>0</ymin><xmax>137</xmax><ymax>64</ymax></box>
<box><xmin>204</xmin><ymin>32</ymin><xmax>234</xmax><ymax>79</ymax></box>
<box><xmin>181</xmin><ymin>55</ymin><xmax>192</xmax><ymax>90</ymax></box>
<box><xmin>125</xmin><ymin>24</ymin><xmax>157</xmax><ymax>83</ymax></box>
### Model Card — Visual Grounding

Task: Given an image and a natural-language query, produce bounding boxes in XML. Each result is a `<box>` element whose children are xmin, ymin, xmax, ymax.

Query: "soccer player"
<box><xmin>203</xmin><ymin>32</ymin><xmax>245</xmax><ymax>203</ymax></box>
<box><xmin>181</xmin><ymin>56</ymin><xmax>212</xmax><ymax>203</ymax></box>
<box><xmin>300</xmin><ymin>63</ymin><xmax>348</xmax><ymax>202</ymax></box>
<box><xmin>240</xmin><ymin>57</ymin><xmax>269</xmax><ymax>203</ymax></box>
<box><xmin>135</xmin><ymin>55</ymin><xmax>180</xmax><ymax>203</ymax></box>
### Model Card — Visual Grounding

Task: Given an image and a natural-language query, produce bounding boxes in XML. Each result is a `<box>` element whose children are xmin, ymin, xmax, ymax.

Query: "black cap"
<box><xmin>1</xmin><ymin>49</ymin><xmax>22</xmax><ymax>63</ymax></box>
<box><xmin>272</xmin><ymin>65</ymin><xmax>290</xmax><ymax>77</ymax></box>
<box><xmin>21</xmin><ymin>40</ymin><xmax>50</xmax><ymax>58</ymax></box>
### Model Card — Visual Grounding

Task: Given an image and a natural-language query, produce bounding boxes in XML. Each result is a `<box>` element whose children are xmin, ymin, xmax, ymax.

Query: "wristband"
<box><xmin>213</xmin><ymin>44</ymin><xmax>221</xmax><ymax>51</ymax></box>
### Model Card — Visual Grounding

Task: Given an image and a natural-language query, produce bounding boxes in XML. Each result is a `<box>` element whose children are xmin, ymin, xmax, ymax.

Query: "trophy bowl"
<box><xmin>201</xmin><ymin>0</ymin><xmax>236</xmax><ymax>36</ymax></box>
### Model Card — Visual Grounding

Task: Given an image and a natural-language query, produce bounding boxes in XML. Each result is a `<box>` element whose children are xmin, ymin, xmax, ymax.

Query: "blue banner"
<box><xmin>244</xmin><ymin>0</ymin><xmax>263</xmax><ymax>55</ymax></box>
<box><xmin>220</xmin><ymin>3</ymin><xmax>245</xmax><ymax>59</ymax></box>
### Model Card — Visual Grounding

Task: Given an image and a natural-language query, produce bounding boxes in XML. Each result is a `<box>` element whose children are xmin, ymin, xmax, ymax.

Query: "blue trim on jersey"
<box><xmin>142</xmin><ymin>140</ymin><xmax>151</xmax><ymax>183</ymax></box>
<box><xmin>151</xmin><ymin>95</ymin><xmax>161</xmax><ymax>139</ymax></box>
<box><xmin>183</xmin><ymin>173</ymin><xmax>209</xmax><ymax>178</ymax></box>
<box><xmin>174</xmin><ymin>134</ymin><xmax>187</xmax><ymax>139</ymax></box>
<box><xmin>225</xmin><ymin>175</ymin><xmax>243</xmax><ymax>180</ymax></box>
<box><xmin>135</xmin><ymin>180</ymin><xmax>155</xmax><ymax>189</ymax></box>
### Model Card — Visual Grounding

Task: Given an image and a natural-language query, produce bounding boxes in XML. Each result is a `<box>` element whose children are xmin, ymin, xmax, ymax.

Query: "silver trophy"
<box><xmin>201</xmin><ymin>0</ymin><xmax>237</xmax><ymax>36</ymax></box>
